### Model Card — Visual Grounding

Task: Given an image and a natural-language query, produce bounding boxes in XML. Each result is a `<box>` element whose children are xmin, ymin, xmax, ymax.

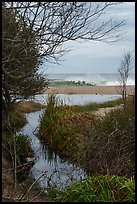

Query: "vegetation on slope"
<box><xmin>38</xmin><ymin>95</ymin><xmax>135</xmax><ymax>176</ymax></box>
<box><xmin>47</xmin><ymin>174</ymin><xmax>135</xmax><ymax>202</ymax></box>
<box><xmin>38</xmin><ymin>95</ymin><xmax>135</xmax><ymax>202</ymax></box>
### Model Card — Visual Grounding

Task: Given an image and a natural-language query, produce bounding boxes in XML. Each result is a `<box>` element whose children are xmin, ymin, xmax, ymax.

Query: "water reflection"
<box><xmin>34</xmin><ymin>93</ymin><xmax>121</xmax><ymax>106</ymax></box>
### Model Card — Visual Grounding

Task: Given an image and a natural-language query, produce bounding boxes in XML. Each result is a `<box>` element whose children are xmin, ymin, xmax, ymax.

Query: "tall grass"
<box><xmin>38</xmin><ymin>94</ymin><xmax>100</xmax><ymax>160</ymax></box>
<box><xmin>47</xmin><ymin>175</ymin><xmax>135</xmax><ymax>202</ymax></box>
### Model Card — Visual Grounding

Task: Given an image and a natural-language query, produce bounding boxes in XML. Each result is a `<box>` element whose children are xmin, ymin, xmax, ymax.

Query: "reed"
<box><xmin>47</xmin><ymin>174</ymin><xmax>135</xmax><ymax>202</ymax></box>
<box><xmin>38</xmin><ymin>94</ymin><xmax>100</xmax><ymax>158</ymax></box>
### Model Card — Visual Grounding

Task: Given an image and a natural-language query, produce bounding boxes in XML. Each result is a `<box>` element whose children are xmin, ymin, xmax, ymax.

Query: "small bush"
<box><xmin>85</xmin><ymin>96</ymin><xmax>135</xmax><ymax>176</ymax></box>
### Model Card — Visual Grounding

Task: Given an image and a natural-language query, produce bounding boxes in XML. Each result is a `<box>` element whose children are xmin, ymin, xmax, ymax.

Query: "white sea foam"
<box><xmin>47</xmin><ymin>73</ymin><xmax>135</xmax><ymax>86</ymax></box>
<box><xmin>65</xmin><ymin>74</ymin><xmax>105</xmax><ymax>83</ymax></box>
<box><xmin>65</xmin><ymin>74</ymin><xmax>134</xmax><ymax>86</ymax></box>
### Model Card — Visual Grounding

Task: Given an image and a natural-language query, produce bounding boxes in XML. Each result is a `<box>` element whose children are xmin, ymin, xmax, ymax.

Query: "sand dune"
<box><xmin>43</xmin><ymin>85</ymin><xmax>135</xmax><ymax>95</ymax></box>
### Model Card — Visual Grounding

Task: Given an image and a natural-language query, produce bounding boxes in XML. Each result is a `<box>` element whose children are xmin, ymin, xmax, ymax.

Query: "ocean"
<box><xmin>44</xmin><ymin>73</ymin><xmax>135</xmax><ymax>87</ymax></box>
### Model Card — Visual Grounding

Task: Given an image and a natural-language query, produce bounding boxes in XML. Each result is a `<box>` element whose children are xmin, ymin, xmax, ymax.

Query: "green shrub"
<box><xmin>13</xmin><ymin>111</ymin><xmax>26</xmax><ymax>130</ymax></box>
<box><xmin>16</xmin><ymin>134</ymin><xmax>34</xmax><ymax>163</ymax></box>
<box><xmin>3</xmin><ymin>132</ymin><xmax>34</xmax><ymax>164</ymax></box>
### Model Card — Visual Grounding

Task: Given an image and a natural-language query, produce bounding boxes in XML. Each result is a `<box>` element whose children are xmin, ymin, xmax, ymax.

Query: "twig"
<box><xmin>2</xmin><ymin>196</ymin><xmax>18</xmax><ymax>202</ymax></box>
<box><xmin>28</xmin><ymin>189</ymin><xmax>46</xmax><ymax>202</ymax></box>
<box><xmin>2</xmin><ymin>160</ymin><xmax>33</xmax><ymax>173</ymax></box>
<box><xmin>19</xmin><ymin>171</ymin><xmax>48</xmax><ymax>201</ymax></box>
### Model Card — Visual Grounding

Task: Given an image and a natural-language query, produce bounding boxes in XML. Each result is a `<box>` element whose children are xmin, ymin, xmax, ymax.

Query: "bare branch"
<box><xmin>118</xmin><ymin>50</ymin><xmax>134</xmax><ymax>104</ymax></box>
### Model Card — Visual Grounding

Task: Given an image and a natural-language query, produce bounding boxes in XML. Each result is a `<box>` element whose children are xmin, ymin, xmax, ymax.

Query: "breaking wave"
<box><xmin>47</xmin><ymin>73</ymin><xmax>135</xmax><ymax>87</ymax></box>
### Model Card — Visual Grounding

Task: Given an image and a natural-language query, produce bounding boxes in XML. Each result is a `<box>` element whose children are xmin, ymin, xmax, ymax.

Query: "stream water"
<box><xmin>18</xmin><ymin>109</ymin><xmax>87</xmax><ymax>190</ymax></box>
<box><xmin>18</xmin><ymin>94</ymin><xmax>121</xmax><ymax>190</ymax></box>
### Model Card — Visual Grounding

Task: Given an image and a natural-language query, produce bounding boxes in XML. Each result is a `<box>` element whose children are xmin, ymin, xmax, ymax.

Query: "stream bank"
<box><xmin>2</xmin><ymin>94</ymin><xmax>135</xmax><ymax>202</ymax></box>
<box><xmin>18</xmin><ymin>93</ymin><xmax>122</xmax><ymax>190</ymax></box>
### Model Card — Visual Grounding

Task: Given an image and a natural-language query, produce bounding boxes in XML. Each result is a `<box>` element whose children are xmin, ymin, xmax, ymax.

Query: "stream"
<box><xmin>18</xmin><ymin>109</ymin><xmax>87</xmax><ymax>190</ymax></box>
<box><xmin>18</xmin><ymin>94</ymin><xmax>121</xmax><ymax>190</ymax></box>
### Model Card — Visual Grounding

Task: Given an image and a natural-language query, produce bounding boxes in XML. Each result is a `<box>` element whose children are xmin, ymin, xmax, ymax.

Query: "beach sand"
<box><xmin>42</xmin><ymin>85</ymin><xmax>135</xmax><ymax>95</ymax></box>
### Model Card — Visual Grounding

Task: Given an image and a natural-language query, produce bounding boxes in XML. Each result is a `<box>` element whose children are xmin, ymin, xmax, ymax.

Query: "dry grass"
<box><xmin>2</xmin><ymin>140</ymin><xmax>49</xmax><ymax>202</ymax></box>
<box><xmin>16</xmin><ymin>101</ymin><xmax>46</xmax><ymax>113</ymax></box>
<box><xmin>93</xmin><ymin>104</ymin><xmax>124</xmax><ymax>118</ymax></box>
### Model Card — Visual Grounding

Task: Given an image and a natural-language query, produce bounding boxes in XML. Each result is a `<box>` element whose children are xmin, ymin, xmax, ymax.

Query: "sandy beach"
<box><xmin>43</xmin><ymin>85</ymin><xmax>135</xmax><ymax>95</ymax></box>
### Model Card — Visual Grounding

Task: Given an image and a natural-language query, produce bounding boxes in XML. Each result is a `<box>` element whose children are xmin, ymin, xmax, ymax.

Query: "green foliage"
<box><xmin>96</xmin><ymin>97</ymin><xmax>123</xmax><ymax>108</ymax></box>
<box><xmin>47</xmin><ymin>175</ymin><xmax>135</xmax><ymax>202</ymax></box>
<box><xmin>73</xmin><ymin>97</ymin><xmax>123</xmax><ymax>113</ymax></box>
<box><xmin>2</xmin><ymin>109</ymin><xmax>26</xmax><ymax>133</ymax></box>
<box><xmin>38</xmin><ymin>96</ymin><xmax>124</xmax><ymax>161</ymax></box>
<box><xmin>2</xmin><ymin>5</ymin><xmax>47</xmax><ymax>126</ymax></box>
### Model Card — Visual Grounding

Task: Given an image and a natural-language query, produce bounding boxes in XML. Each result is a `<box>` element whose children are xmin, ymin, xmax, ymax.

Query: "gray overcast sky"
<box><xmin>41</xmin><ymin>2</ymin><xmax>135</xmax><ymax>74</ymax></box>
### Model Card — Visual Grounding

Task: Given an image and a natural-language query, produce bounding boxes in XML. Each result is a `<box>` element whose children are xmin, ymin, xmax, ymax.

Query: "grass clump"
<box><xmin>47</xmin><ymin>175</ymin><xmax>135</xmax><ymax>202</ymax></box>
<box><xmin>38</xmin><ymin>95</ymin><xmax>79</xmax><ymax>155</ymax></box>
<box><xmin>38</xmin><ymin>94</ymin><xmax>100</xmax><ymax>160</ymax></box>
<box><xmin>16</xmin><ymin>101</ymin><xmax>46</xmax><ymax>113</ymax></box>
